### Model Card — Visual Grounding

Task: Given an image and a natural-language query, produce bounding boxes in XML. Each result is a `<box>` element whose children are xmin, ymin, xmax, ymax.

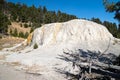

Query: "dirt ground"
<box><xmin>0</xmin><ymin>64</ymin><xmax>47</xmax><ymax>80</ymax></box>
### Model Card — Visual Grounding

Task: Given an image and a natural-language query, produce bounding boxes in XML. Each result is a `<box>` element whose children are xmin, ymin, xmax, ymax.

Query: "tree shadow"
<box><xmin>79</xmin><ymin>49</ymin><xmax>117</xmax><ymax>64</ymax></box>
<box><xmin>55</xmin><ymin>49</ymin><xmax>120</xmax><ymax>79</ymax></box>
<box><xmin>57</xmin><ymin>49</ymin><xmax>117</xmax><ymax>65</ymax></box>
<box><xmin>55</xmin><ymin>68</ymin><xmax>80</xmax><ymax>80</ymax></box>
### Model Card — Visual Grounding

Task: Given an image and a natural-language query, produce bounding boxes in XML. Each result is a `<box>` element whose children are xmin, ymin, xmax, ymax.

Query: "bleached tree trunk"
<box><xmin>88</xmin><ymin>57</ymin><xmax>92</xmax><ymax>74</ymax></box>
<box><xmin>76</xmin><ymin>61</ymin><xmax>120</xmax><ymax>71</ymax></box>
<box><xmin>89</xmin><ymin>61</ymin><xmax>92</xmax><ymax>74</ymax></box>
<box><xmin>79</xmin><ymin>73</ymin><xmax>84</xmax><ymax>80</ymax></box>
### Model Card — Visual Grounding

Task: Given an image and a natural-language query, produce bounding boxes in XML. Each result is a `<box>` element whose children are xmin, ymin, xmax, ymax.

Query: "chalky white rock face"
<box><xmin>31</xmin><ymin>19</ymin><xmax>114</xmax><ymax>51</ymax></box>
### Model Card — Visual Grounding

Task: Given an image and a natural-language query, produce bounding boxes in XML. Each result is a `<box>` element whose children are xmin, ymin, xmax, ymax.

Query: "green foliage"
<box><xmin>103</xmin><ymin>0</ymin><xmax>120</xmax><ymax>22</ymax></box>
<box><xmin>33</xmin><ymin>43</ymin><xmax>38</xmax><ymax>49</ymax></box>
<box><xmin>0</xmin><ymin>1</ymin><xmax>78</xmax><ymax>35</ymax></box>
<box><xmin>0</xmin><ymin>0</ymin><xmax>5</xmax><ymax>4</ymax></box>
<box><xmin>91</xmin><ymin>17</ymin><xmax>120</xmax><ymax>38</ymax></box>
<box><xmin>18</xmin><ymin>31</ymin><xmax>29</xmax><ymax>39</ymax></box>
<box><xmin>0</xmin><ymin>12</ymin><xmax>11</xmax><ymax>34</ymax></box>
<box><xmin>30</xmin><ymin>27</ymin><xmax>34</xmax><ymax>33</ymax></box>
<box><xmin>12</xmin><ymin>28</ymin><xmax>18</xmax><ymax>37</ymax></box>
<box><xmin>0</xmin><ymin>0</ymin><xmax>5</xmax><ymax>11</ymax></box>
<box><xmin>18</xmin><ymin>31</ymin><xmax>24</xmax><ymax>38</ymax></box>
<box><xmin>20</xmin><ymin>23</ymin><xmax>22</xmax><ymax>27</ymax></box>
<box><xmin>56</xmin><ymin>10</ymin><xmax>77</xmax><ymax>22</ymax></box>
<box><xmin>117</xmin><ymin>26</ymin><xmax>120</xmax><ymax>38</ymax></box>
<box><xmin>117</xmin><ymin>33</ymin><xmax>120</xmax><ymax>38</ymax></box>
<box><xmin>24</xmin><ymin>23</ymin><xmax>28</xmax><ymax>28</ymax></box>
<box><xmin>43</xmin><ymin>6</ymin><xmax>47</xmax><ymax>13</ymax></box>
<box><xmin>91</xmin><ymin>17</ymin><xmax>102</xmax><ymax>24</ymax></box>
<box><xmin>4</xmin><ymin>1</ymin><xmax>77</xmax><ymax>28</ymax></box>
<box><xmin>103</xmin><ymin>21</ymin><xmax>118</xmax><ymax>37</ymax></box>
<box><xmin>24</xmin><ymin>32</ymin><xmax>29</xmax><ymax>38</ymax></box>
<box><xmin>10</xmin><ymin>29</ymin><xmax>12</xmax><ymax>35</ymax></box>
<box><xmin>33</xmin><ymin>22</ymin><xmax>41</xmax><ymax>28</ymax></box>
<box><xmin>2</xmin><ymin>0</ymin><xmax>120</xmax><ymax>40</ymax></box>
<box><xmin>103</xmin><ymin>0</ymin><xmax>120</xmax><ymax>39</ymax></box>
<box><xmin>29</xmin><ymin>24</ymin><xmax>31</xmax><ymax>27</ymax></box>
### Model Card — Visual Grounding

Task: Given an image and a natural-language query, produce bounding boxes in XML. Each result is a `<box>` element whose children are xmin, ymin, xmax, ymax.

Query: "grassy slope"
<box><xmin>8</xmin><ymin>22</ymin><xmax>31</xmax><ymax>34</ymax></box>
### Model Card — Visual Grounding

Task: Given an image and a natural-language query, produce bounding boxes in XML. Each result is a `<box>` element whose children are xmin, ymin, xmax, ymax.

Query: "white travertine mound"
<box><xmin>31</xmin><ymin>19</ymin><xmax>114</xmax><ymax>51</ymax></box>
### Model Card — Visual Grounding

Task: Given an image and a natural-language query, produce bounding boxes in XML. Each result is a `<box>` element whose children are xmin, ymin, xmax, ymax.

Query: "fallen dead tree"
<box><xmin>76</xmin><ymin>61</ymin><xmax>120</xmax><ymax>79</ymax></box>
<box><xmin>59</xmin><ymin>49</ymin><xmax>120</xmax><ymax>79</ymax></box>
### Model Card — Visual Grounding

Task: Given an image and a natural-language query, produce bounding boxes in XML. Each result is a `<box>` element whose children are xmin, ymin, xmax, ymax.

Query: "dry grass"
<box><xmin>0</xmin><ymin>22</ymin><xmax>31</xmax><ymax>50</ymax></box>
<box><xmin>5</xmin><ymin>61</ymin><xmax>21</xmax><ymax>66</ymax></box>
<box><xmin>24</xmin><ymin>64</ymin><xmax>46</xmax><ymax>74</ymax></box>
<box><xmin>8</xmin><ymin>22</ymin><xmax>31</xmax><ymax>34</ymax></box>
<box><xmin>0</xmin><ymin>37</ymin><xmax>25</xmax><ymax>50</ymax></box>
<box><xmin>10</xmin><ymin>62</ymin><xmax>21</xmax><ymax>66</ymax></box>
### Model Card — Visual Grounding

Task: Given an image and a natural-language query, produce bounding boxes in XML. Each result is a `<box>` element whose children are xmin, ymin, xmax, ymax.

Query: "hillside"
<box><xmin>0</xmin><ymin>1</ymin><xmax>77</xmax><ymax>36</ymax></box>
<box><xmin>0</xmin><ymin>19</ymin><xmax>120</xmax><ymax>80</ymax></box>
<box><xmin>0</xmin><ymin>21</ymin><xmax>31</xmax><ymax>50</ymax></box>
<box><xmin>8</xmin><ymin>22</ymin><xmax>31</xmax><ymax>34</ymax></box>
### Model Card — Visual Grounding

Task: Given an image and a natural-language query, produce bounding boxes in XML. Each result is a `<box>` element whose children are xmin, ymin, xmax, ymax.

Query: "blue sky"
<box><xmin>7</xmin><ymin>0</ymin><xmax>119</xmax><ymax>24</ymax></box>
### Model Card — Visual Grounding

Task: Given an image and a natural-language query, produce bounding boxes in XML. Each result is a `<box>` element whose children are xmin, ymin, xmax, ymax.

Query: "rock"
<box><xmin>31</xmin><ymin>19</ymin><xmax>114</xmax><ymax>52</ymax></box>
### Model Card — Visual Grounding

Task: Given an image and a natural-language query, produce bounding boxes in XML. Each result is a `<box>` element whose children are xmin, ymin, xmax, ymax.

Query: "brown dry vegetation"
<box><xmin>8</xmin><ymin>22</ymin><xmax>31</xmax><ymax>34</ymax></box>
<box><xmin>0</xmin><ymin>37</ymin><xmax>25</xmax><ymax>50</ymax></box>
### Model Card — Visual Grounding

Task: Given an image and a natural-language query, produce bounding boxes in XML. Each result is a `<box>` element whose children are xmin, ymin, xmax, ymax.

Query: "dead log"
<box><xmin>76</xmin><ymin>61</ymin><xmax>120</xmax><ymax>71</ymax></box>
<box><xmin>75</xmin><ymin>61</ymin><xmax>120</xmax><ymax>79</ymax></box>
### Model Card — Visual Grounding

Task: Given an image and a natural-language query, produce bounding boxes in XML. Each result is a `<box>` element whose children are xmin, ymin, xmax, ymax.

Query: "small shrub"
<box><xmin>33</xmin><ymin>43</ymin><xmax>38</xmax><ymax>49</ymax></box>
<box><xmin>29</xmin><ymin>24</ymin><xmax>31</xmax><ymax>27</ymax></box>
<box><xmin>19</xmin><ymin>31</ymin><xmax>24</xmax><ymax>38</ymax></box>
<box><xmin>12</xmin><ymin>28</ymin><xmax>18</xmax><ymax>37</ymax></box>
<box><xmin>20</xmin><ymin>23</ymin><xmax>22</xmax><ymax>27</ymax></box>
<box><xmin>24</xmin><ymin>23</ymin><xmax>28</xmax><ymax>28</ymax></box>
<box><xmin>7</xmin><ymin>20</ymin><xmax>11</xmax><ymax>25</ymax></box>
<box><xmin>30</xmin><ymin>27</ymin><xmax>34</xmax><ymax>33</ymax></box>
<box><xmin>10</xmin><ymin>29</ymin><xmax>12</xmax><ymax>35</ymax></box>
<box><xmin>24</xmin><ymin>32</ymin><xmax>29</xmax><ymax>38</ymax></box>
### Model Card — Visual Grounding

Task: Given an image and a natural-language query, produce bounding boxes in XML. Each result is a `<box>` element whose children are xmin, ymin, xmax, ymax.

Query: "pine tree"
<box><xmin>103</xmin><ymin>21</ymin><xmax>118</xmax><ymax>37</ymax></box>
<box><xmin>103</xmin><ymin>0</ymin><xmax>120</xmax><ymax>22</ymax></box>
<box><xmin>0</xmin><ymin>12</ymin><xmax>10</xmax><ymax>34</ymax></box>
<box><xmin>24</xmin><ymin>32</ymin><xmax>29</xmax><ymax>38</ymax></box>
<box><xmin>43</xmin><ymin>6</ymin><xmax>47</xmax><ymax>13</ymax></box>
<box><xmin>30</xmin><ymin>27</ymin><xmax>34</xmax><ymax>33</ymax></box>
<box><xmin>91</xmin><ymin>17</ymin><xmax>102</xmax><ymax>24</ymax></box>
<box><xmin>10</xmin><ymin>29</ymin><xmax>12</xmax><ymax>35</ymax></box>
<box><xmin>13</xmin><ymin>28</ymin><xmax>18</xmax><ymax>37</ymax></box>
<box><xmin>19</xmin><ymin>31</ymin><xmax>24</xmax><ymax>38</ymax></box>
